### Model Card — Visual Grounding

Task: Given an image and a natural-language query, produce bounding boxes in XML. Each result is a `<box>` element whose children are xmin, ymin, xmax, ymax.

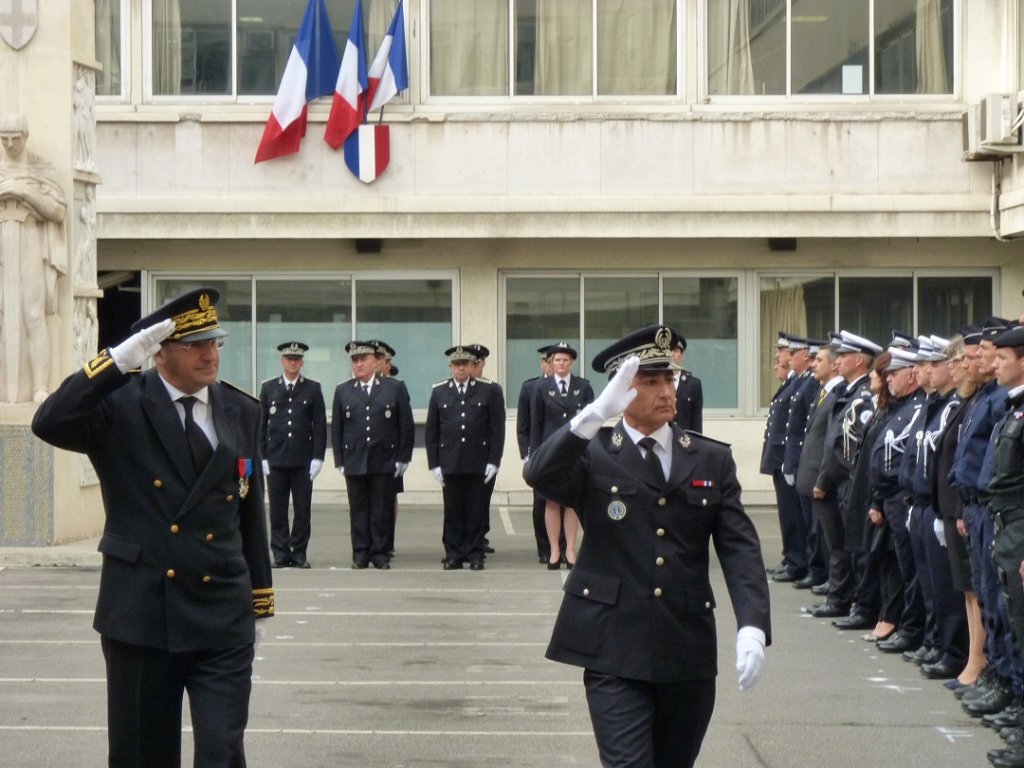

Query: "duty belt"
<box><xmin>959</xmin><ymin>489</ymin><xmax>991</xmax><ymax>506</ymax></box>
<box><xmin>994</xmin><ymin>508</ymin><xmax>1024</xmax><ymax>527</ymax></box>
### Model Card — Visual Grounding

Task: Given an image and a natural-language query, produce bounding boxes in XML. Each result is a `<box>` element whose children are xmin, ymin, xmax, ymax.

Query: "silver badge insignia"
<box><xmin>607</xmin><ymin>500</ymin><xmax>627</xmax><ymax>521</ymax></box>
<box><xmin>611</xmin><ymin>432</ymin><xmax>623</xmax><ymax>448</ymax></box>
<box><xmin>680</xmin><ymin>434</ymin><xmax>691</xmax><ymax>448</ymax></box>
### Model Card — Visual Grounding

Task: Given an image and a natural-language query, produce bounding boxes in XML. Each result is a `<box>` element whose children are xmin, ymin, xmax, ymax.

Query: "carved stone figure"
<box><xmin>0</xmin><ymin>113</ymin><xmax>67</xmax><ymax>404</ymax></box>
<box><xmin>73</xmin><ymin>68</ymin><xmax>98</xmax><ymax>174</ymax></box>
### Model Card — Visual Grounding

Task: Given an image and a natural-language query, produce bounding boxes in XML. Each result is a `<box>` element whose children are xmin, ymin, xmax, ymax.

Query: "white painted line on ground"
<box><xmin>499</xmin><ymin>506</ymin><xmax>516</xmax><ymax>535</ymax></box>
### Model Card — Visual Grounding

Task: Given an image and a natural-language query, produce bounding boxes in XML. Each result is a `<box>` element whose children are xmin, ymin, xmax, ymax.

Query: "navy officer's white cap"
<box><xmin>887</xmin><ymin>348</ymin><xmax>918</xmax><ymax>370</ymax></box>
<box><xmin>890</xmin><ymin>330</ymin><xmax>915</xmax><ymax>349</ymax></box>
<box><xmin>920</xmin><ymin>335</ymin><xmax>950</xmax><ymax>362</ymax></box>
<box><xmin>776</xmin><ymin>331</ymin><xmax>791</xmax><ymax>348</ymax></box>
<box><xmin>832</xmin><ymin>330</ymin><xmax>882</xmax><ymax>355</ymax></box>
<box><xmin>786</xmin><ymin>334</ymin><xmax>811</xmax><ymax>351</ymax></box>
<box><xmin>808</xmin><ymin>338</ymin><xmax>828</xmax><ymax>355</ymax></box>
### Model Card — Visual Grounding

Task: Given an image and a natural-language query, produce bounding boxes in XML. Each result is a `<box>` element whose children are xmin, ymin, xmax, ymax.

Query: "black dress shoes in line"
<box><xmin>921</xmin><ymin>659</ymin><xmax>965</xmax><ymax>680</ymax></box>
<box><xmin>469</xmin><ymin>560</ymin><xmax>485</xmax><ymax>571</ymax></box>
<box><xmin>351</xmin><ymin>559</ymin><xmax>369</xmax><ymax>569</ymax></box>
<box><xmin>793</xmin><ymin>575</ymin><xmax>822</xmax><ymax>590</ymax></box>
<box><xmin>443</xmin><ymin>559</ymin><xmax>464</xmax><ymax>570</ymax></box>
<box><xmin>811</xmin><ymin>602</ymin><xmax>850</xmax><ymax>619</ymax></box>
<box><xmin>810</xmin><ymin>580</ymin><xmax>833</xmax><ymax>596</ymax></box>
<box><xmin>371</xmin><ymin>558</ymin><xmax>391</xmax><ymax>570</ymax></box>
<box><xmin>877</xmin><ymin>633</ymin><xmax>920</xmax><ymax>654</ymax></box>
<box><xmin>904</xmin><ymin>647</ymin><xmax>942</xmax><ymax>666</ymax></box>
<box><xmin>832</xmin><ymin>612</ymin><xmax>874</xmax><ymax>630</ymax></box>
<box><xmin>989</xmin><ymin>746</ymin><xmax>1024</xmax><ymax>768</ymax></box>
<box><xmin>291</xmin><ymin>556</ymin><xmax>311</xmax><ymax>569</ymax></box>
<box><xmin>272</xmin><ymin>560</ymin><xmax>290</xmax><ymax>569</ymax></box>
<box><xmin>772</xmin><ymin>570</ymin><xmax>803</xmax><ymax>583</ymax></box>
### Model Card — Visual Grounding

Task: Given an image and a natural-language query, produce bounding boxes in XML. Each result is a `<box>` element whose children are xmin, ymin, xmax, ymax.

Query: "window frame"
<box><xmin>96</xmin><ymin>0</ymin><xmax>132</xmax><ymax>103</ymax></box>
<box><xmin>699</xmin><ymin>0</ymin><xmax>961</xmax><ymax>104</ymax></box>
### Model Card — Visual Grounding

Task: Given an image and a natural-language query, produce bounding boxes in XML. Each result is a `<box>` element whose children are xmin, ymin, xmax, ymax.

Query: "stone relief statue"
<box><xmin>73</xmin><ymin>68</ymin><xmax>98</xmax><ymax>174</ymax></box>
<box><xmin>0</xmin><ymin>113</ymin><xmax>67</xmax><ymax>404</ymax></box>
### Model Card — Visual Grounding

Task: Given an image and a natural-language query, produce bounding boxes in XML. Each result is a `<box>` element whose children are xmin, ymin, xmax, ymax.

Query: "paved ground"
<box><xmin>0</xmin><ymin>502</ymin><xmax>1003</xmax><ymax>767</ymax></box>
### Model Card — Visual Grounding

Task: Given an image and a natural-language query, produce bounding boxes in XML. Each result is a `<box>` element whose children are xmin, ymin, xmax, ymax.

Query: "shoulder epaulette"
<box><xmin>387</xmin><ymin>375</ymin><xmax>403</xmax><ymax>382</ymax></box>
<box><xmin>476</xmin><ymin>376</ymin><xmax>494</xmax><ymax>384</ymax></box>
<box><xmin>259</xmin><ymin>377</ymin><xmax>276</xmax><ymax>386</ymax></box>
<box><xmin>432</xmin><ymin>379</ymin><xmax>450</xmax><ymax>389</ymax></box>
<box><xmin>219</xmin><ymin>379</ymin><xmax>260</xmax><ymax>403</ymax></box>
<box><xmin>682</xmin><ymin>429</ymin><xmax>731</xmax><ymax>449</ymax></box>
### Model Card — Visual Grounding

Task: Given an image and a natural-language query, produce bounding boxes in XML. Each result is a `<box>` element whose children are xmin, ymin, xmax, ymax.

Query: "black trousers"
<box><xmin>101</xmin><ymin>636</ymin><xmax>253</xmax><ymax>768</ymax></box>
<box><xmin>814</xmin><ymin>492</ymin><xmax>853</xmax><ymax>604</ymax></box>
<box><xmin>266</xmin><ymin>465</ymin><xmax>313</xmax><ymax>563</ymax></box>
<box><xmin>584</xmin><ymin>670</ymin><xmax>715</xmax><ymax>768</ymax></box>
<box><xmin>773</xmin><ymin>471</ymin><xmax>807</xmax><ymax>577</ymax></box>
<box><xmin>442</xmin><ymin>473</ymin><xmax>488</xmax><ymax>562</ymax></box>
<box><xmin>345</xmin><ymin>472</ymin><xmax>395</xmax><ymax>562</ymax></box>
<box><xmin>883</xmin><ymin>495</ymin><xmax>924</xmax><ymax>644</ymax></box>
<box><xmin>919</xmin><ymin>504</ymin><xmax>968</xmax><ymax>662</ymax></box>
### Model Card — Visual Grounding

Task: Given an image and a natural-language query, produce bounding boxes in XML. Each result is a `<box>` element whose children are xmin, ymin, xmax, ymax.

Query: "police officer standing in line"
<box><xmin>517</xmin><ymin>345</ymin><xmax>555</xmax><ymax>563</ymax></box>
<box><xmin>524</xmin><ymin>325</ymin><xmax>770</xmax><ymax>768</ymax></box>
<box><xmin>426</xmin><ymin>345</ymin><xmax>505</xmax><ymax>570</ymax></box>
<box><xmin>670</xmin><ymin>335</ymin><xmax>703</xmax><ymax>432</ymax></box>
<box><xmin>259</xmin><ymin>341</ymin><xmax>326</xmax><ymax>569</ymax></box>
<box><xmin>467</xmin><ymin>343</ymin><xmax>502</xmax><ymax>554</ymax></box>
<box><xmin>368</xmin><ymin>339</ymin><xmax>410</xmax><ymax>558</ymax></box>
<box><xmin>332</xmin><ymin>341</ymin><xmax>414</xmax><ymax>570</ymax></box>
<box><xmin>32</xmin><ymin>288</ymin><xmax>274</xmax><ymax>767</ymax></box>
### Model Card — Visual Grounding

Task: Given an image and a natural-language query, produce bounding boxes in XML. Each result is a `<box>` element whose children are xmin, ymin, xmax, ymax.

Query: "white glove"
<box><xmin>109</xmin><ymin>319</ymin><xmax>176</xmax><ymax>371</ymax></box>
<box><xmin>432</xmin><ymin>467</ymin><xmax>444</xmax><ymax>486</ymax></box>
<box><xmin>395</xmin><ymin>461</ymin><xmax>409</xmax><ymax>478</ymax></box>
<box><xmin>783</xmin><ymin>474</ymin><xmax>795</xmax><ymax>486</ymax></box>
<box><xmin>337</xmin><ymin>466</ymin><xmax>345</xmax><ymax>477</ymax></box>
<box><xmin>262</xmin><ymin>459</ymin><xmax>270</xmax><ymax>476</ymax></box>
<box><xmin>309</xmin><ymin>459</ymin><xmax>323</xmax><ymax>481</ymax></box>
<box><xmin>254</xmin><ymin>621</ymin><xmax>266</xmax><ymax>653</ymax></box>
<box><xmin>483</xmin><ymin>463</ymin><xmax>498</xmax><ymax>484</ymax></box>
<box><xmin>571</xmin><ymin>356</ymin><xmax>641</xmax><ymax>439</ymax></box>
<box><xmin>736</xmin><ymin>626</ymin><xmax>766</xmax><ymax>692</ymax></box>
<box><xmin>933</xmin><ymin>517</ymin><xmax>947</xmax><ymax>548</ymax></box>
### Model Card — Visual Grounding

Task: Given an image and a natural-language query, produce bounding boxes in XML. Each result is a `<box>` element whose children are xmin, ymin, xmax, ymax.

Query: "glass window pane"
<box><xmin>584</xmin><ymin>276</ymin><xmax>658</xmax><ymax>393</ymax></box>
<box><xmin>759</xmin><ymin>275</ymin><xmax>835</xmax><ymax>406</ymax></box>
<box><xmin>597</xmin><ymin>0</ymin><xmax>676</xmax><ymax>95</ymax></box>
<box><xmin>431</xmin><ymin>0</ymin><xmax>509</xmax><ymax>96</ymax></box>
<box><xmin>874</xmin><ymin>0</ymin><xmax>952</xmax><ymax>94</ymax></box>
<box><xmin>917</xmin><ymin>277</ymin><xmax>993</xmax><ymax>336</ymax></box>
<box><xmin>792</xmin><ymin>0</ymin><xmax>869</xmax><ymax>95</ymax></box>
<box><xmin>154</xmin><ymin>279</ymin><xmax>253</xmax><ymax>390</ymax></box>
<box><xmin>355</xmin><ymin>280</ymin><xmax>453</xmax><ymax>409</ymax></box>
<box><xmin>96</xmin><ymin>0</ymin><xmax>122</xmax><ymax>97</ymax></box>
<box><xmin>707</xmin><ymin>0</ymin><xmax>785</xmax><ymax>96</ymax></box>
<box><xmin>153</xmin><ymin>0</ymin><xmax>232</xmax><ymax>95</ymax></box>
<box><xmin>838</xmin><ymin>276</ymin><xmax>912</xmax><ymax>348</ymax></box>
<box><xmin>506</xmin><ymin>277</ymin><xmax>581</xmax><ymax>400</ymax></box>
<box><xmin>255</xmin><ymin>279</ymin><xmax>352</xmax><ymax>388</ymax></box>
<box><xmin>516</xmin><ymin>0</ymin><xmax>593</xmax><ymax>96</ymax></box>
<box><xmin>663</xmin><ymin>277</ymin><xmax>738</xmax><ymax>408</ymax></box>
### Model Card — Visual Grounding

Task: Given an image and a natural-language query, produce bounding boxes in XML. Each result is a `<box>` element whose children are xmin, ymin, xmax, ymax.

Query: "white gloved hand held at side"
<box><xmin>336</xmin><ymin>466</ymin><xmax>345</xmax><ymax>477</ymax></box>
<box><xmin>783</xmin><ymin>473</ymin><xmax>795</xmax><ymax>486</ymax></box>
<box><xmin>483</xmin><ymin>463</ymin><xmax>498</xmax><ymax>484</ymax></box>
<box><xmin>933</xmin><ymin>517</ymin><xmax>947</xmax><ymax>548</ymax></box>
<box><xmin>736</xmin><ymin>626</ymin><xmax>766</xmax><ymax>692</ymax></box>
<box><xmin>109</xmin><ymin>319</ymin><xmax>176</xmax><ymax>372</ymax></box>
<box><xmin>395</xmin><ymin>462</ymin><xmax>409</xmax><ymax>478</ymax></box>
<box><xmin>309</xmin><ymin>459</ymin><xmax>323</xmax><ymax>481</ymax></box>
<box><xmin>262</xmin><ymin>459</ymin><xmax>270</xmax><ymax>476</ymax></box>
<box><xmin>431</xmin><ymin>467</ymin><xmax>444</xmax><ymax>486</ymax></box>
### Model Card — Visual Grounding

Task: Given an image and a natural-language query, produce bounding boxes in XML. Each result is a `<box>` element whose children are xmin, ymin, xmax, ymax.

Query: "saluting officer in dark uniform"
<box><xmin>670</xmin><ymin>334</ymin><xmax>703</xmax><ymax>432</ymax></box>
<box><xmin>517</xmin><ymin>346</ymin><xmax>555</xmax><ymax>562</ymax></box>
<box><xmin>259</xmin><ymin>341</ymin><xmax>326</xmax><ymax>568</ymax></box>
<box><xmin>331</xmin><ymin>341</ymin><xmax>414</xmax><ymax>570</ymax></box>
<box><xmin>524</xmin><ymin>324</ymin><xmax>770</xmax><ymax>768</ymax></box>
<box><xmin>32</xmin><ymin>288</ymin><xmax>274</xmax><ymax>768</ymax></box>
<box><xmin>426</xmin><ymin>345</ymin><xmax>506</xmax><ymax>570</ymax></box>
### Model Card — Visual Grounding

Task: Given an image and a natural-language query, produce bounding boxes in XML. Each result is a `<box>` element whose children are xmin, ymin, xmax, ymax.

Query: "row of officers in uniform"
<box><xmin>759</xmin><ymin>317</ymin><xmax>1024</xmax><ymax>768</ymax></box>
<box><xmin>259</xmin><ymin>335</ymin><xmax>704</xmax><ymax>572</ymax></box>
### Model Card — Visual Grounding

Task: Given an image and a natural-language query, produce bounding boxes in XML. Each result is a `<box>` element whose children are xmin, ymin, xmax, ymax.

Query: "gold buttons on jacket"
<box><xmin>704</xmin><ymin>601</ymin><xmax>712</xmax><ymax>609</ymax></box>
<box><xmin>153</xmin><ymin>479</ymin><xmax>163</xmax><ymax>488</ymax></box>
<box><xmin>166</xmin><ymin>569</ymin><xmax>176</xmax><ymax>579</ymax></box>
<box><xmin>226</xmin><ymin>494</ymin><xmax>234</xmax><ymax>502</ymax></box>
<box><xmin>206</xmin><ymin>533</ymin><xmax>214</xmax><ymax>541</ymax></box>
<box><xmin>656</xmin><ymin>557</ymin><xmax>665</xmax><ymax>566</ymax></box>
<box><xmin>656</xmin><ymin>528</ymin><xmax>666</xmax><ymax>537</ymax></box>
<box><xmin>654</xmin><ymin>588</ymin><xmax>663</xmax><ymax>597</ymax></box>
<box><xmin>202</xmin><ymin>575</ymin><xmax>212</xmax><ymax>583</ymax></box>
<box><xmin>169</xmin><ymin>524</ymin><xmax>179</xmax><ymax>534</ymax></box>
<box><xmin>657</xmin><ymin>498</ymin><xmax>667</xmax><ymax>506</ymax></box>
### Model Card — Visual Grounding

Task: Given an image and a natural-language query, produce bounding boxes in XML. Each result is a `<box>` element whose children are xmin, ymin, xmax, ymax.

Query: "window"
<box><xmin>153</xmin><ymin>274</ymin><xmax>454</xmax><ymax>409</ymax></box>
<box><xmin>758</xmin><ymin>272</ymin><xmax>992</xmax><ymax>405</ymax></box>
<box><xmin>707</xmin><ymin>0</ymin><xmax>954</xmax><ymax>98</ymax></box>
<box><xmin>431</xmin><ymin>0</ymin><xmax>679</xmax><ymax>98</ymax></box>
<box><xmin>504</xmin><ymin>273</ymin><xmax>740</xmax><ymax>407</ymax></box>
<box><xmin>96</xmin><ymin>0</ymin><xmax>126</xmax><ymax>97</ymax></box>
<box><xmin>149</xmin><ymin>0</ymin><xmax>402</xmax><ymax>98</ymax></box>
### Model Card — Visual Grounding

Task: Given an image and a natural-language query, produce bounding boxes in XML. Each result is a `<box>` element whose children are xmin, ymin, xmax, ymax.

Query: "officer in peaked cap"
<box><xmin>365</xmin><ymin>339</ymin><xmax>409</xmax><ymax>555</ymax></box>
<box><xmin>368</xmin><ymin>339</ymin><xmax>400</xmax><ymax>377</ymax></box>
<box><xmin>529</xmin><ymin>341</ymin><xmax>595</xmax><ymax>568</ymax></box>
<box><xmin>464</xmin><ymin>343</ymin><xmax>503</xmax><ymax>554</ymax></box>
<box><xmin>518</xmin><ymin>345</ymin><xmax>558</xmax><ymax>562</ymax></box>
<box><xmin>426</xmin><ymin>344</ymin><xmax>505</xmax><ymax>570</ymax></box>
<box><xmin>32</xmin><ymin>287</ymin><xmax>274</xmax><ymax>766</ymax></box>
<box><xmin>524</xmin><ymin>324</ymin><xmax>770</xmax><ymax>767</ymax></box>
<box><xmin>332</xmin><ymin>339</ymin><xmax>414</xmax><ymax>569</ymax></box>
<box><xmin>669</xmin><ymin>332</ymin><xmax>704</xmax><ymax>433</ymax></box>
<box><xmin>259</xmin><ymin>341</ymin><xmax>327</xmax><ymax>568</ymax></box>
<box><xmin>890</xmin><ymin>330</ymin><xmax>916</xmax><ymax>349</ymax></box>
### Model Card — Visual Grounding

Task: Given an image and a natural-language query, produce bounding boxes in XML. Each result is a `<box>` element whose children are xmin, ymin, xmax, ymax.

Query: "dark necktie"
<box><xmin>638</xmin><ymin>437</ymin><xmax>665</xmax><ymax>483</ymax></box>
<box><xmin>458</xmin><ymin>384</ymin><xmax>465</xmax><ymax>397</ymax></box>
<box><xmin>560</xmin><ymin>380</ymin><xmax>567</xmax><ymax>396</ymax></box>
<box><xmin>362</xmin><ymin>383</ymin><xmax>370</xmax><ymax>396</ymax></box>
<box><xmin>178</xmin><ymin>396</ymin><xmax>213</xmax><ymax>473</ymax></box>
<box><xmin>287</xmin><ymin>382</ymin><xmax>294</xmax><ymax>394</ymax></box>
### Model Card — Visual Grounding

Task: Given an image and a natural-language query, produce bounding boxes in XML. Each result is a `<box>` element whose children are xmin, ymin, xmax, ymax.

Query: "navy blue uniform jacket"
<box><xmin>524</xmin><ymin>422</ymin><xmax>771</xmax><ymax>683</ymax></box>
<box><xmin>259</xmin><ymin>375</ymin><xmax>327</xmax><ymax>468</ymax></box>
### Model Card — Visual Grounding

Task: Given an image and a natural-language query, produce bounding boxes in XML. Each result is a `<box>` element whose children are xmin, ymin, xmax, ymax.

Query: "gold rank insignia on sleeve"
<box><xmin>253</xmin><ymin>588</ymin><xmax>275</xmax><ymax>617</ymax></box>
<box><xmin>83</xmin><ymin>349</ymin><xmax>115</xmax><ymax>379</ymax></box>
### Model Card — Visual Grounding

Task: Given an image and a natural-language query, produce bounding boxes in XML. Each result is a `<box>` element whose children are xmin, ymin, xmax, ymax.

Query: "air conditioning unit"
<box><xmin>980</xmin><ymin>92</ymin><xmax>1020</xmax><ymax>146</ymax></box>
<box><xmin>962</xmin><ymin>104</ymin><xmax>1004</xmax><ymax>161</ymax></box>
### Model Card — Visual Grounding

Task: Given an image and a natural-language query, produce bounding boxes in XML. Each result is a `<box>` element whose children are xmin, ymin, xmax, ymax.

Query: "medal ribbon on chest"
<box><xmin>238</xmin><ymin>458</ymin><xmax>253</xmax><ymax>499</ymax></box>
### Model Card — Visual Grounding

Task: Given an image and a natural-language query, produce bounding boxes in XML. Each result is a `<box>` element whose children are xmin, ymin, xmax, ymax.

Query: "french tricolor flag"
<box><xmin>344</xmin><ymin>124</ymin><xmax>391</xmax><ymax>183</ymax></box>
<box><xmin>366</xmin><ymin>0</ymin><xmax>409</xmax><ymax>113</ymax></box>
<box><xmin>324</xmin><ymin>0</ymin><xmax>367</xmax><ymax>149</ymax></box>
<box><xmin>254</xmin><ymin>0</ymin><xmax>340</xmax><ymax>163</ymax></box>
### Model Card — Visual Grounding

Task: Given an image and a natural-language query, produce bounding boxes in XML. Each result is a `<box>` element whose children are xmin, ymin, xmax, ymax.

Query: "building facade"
<box><xmin>86</xmin><ymin>0</ymin><xmax>1024</xmax><ymax>511</ymax></box>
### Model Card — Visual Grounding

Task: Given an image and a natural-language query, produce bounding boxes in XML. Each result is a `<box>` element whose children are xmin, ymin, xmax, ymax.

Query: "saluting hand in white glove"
<box><xmin>109</xmin><ymin>319</ymin><xmax>177</xmax><ymax>371</ymax></box>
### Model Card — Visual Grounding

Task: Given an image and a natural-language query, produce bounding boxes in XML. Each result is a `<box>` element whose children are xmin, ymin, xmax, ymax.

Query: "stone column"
<box><xmin>0</xmin><ymin>2</ymin><xmax>104</xmax><ymax>545</ymax></box>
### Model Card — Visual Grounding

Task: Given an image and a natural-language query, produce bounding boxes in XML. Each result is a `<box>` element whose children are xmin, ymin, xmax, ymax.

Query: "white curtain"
<box><xmin>759</xmin><ymin>283</ymin><xmax>807</xmax><ymax>406</ymax></box>
<box><xmin>95</xmin><ymin>0</ymin><xmax>121</xmax><ymax>96</ymax></box>
<box><xmin>535</xmin><ymin>0</ymin><xmax>592</xmax><ymax>95</ymax></box>
<box><xmin>368</xmin><ymin>0</ymin><xmax>399</xmax><ymax>61</ymax></box>
<box><xmin>915</xmin><ymin>0</ymin><xmax>948</xmax><ymax>94</ymax></box>
<box><xmin>707</xmin><ymin>0</ymin><xmax>753</xmax><ymax>95</ymax></box>
<box><xmin>431</xmin><ymin>0</ymin><xmax>508</xmax><ymax>96</ymax></box>
<box><xmin>152</xmin><ymin>0</ymin><xmax>182</xmax><ymax>95</ymax></box>
<box><xmin>597</xmin><ymin>0</ymin><xmax>676</xmax><ymax>95</ymax></box>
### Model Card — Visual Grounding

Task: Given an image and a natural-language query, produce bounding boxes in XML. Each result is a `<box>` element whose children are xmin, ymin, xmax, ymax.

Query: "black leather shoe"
<box><xmin>469</xmin><ymin>560</ymin><xmax>485</xmax><ymax>571</ymax></box>
<box><xmin>772</xmin><ymin>570</ymin><xmax>803</xmax><ymax>583</ymax></box>
<box><xmin>989</xmin><ymin>746</ymin><xmax>1024</xmax><ymax>767</ymax></box>
<box><xmin>811</xmin><ymin>580</ymin><xmax>833</xmax><ymax>596</ymax></box>
<box><xmin>811</xmin><ymin>602</ymin><xmax>850</xmax><ymax>618</ymax></box>
<box><xmin>793</xmin><ymin>575</ymin><xmax>821</xmax><ymax>590</ymax></box>
<box><xmin>272</xmin><ymin>560</ymin><xmax>291</xmax><ymax>569</ymax></box>
<box><xmin>483</xmin><ymin>546</ymin><xmax>495</xmax><ymax>554</ymax></box>
<box><xmin>877</xmin><ymin>633</ymin><xmax>920</xmax><ymax>653</ymax></box>
<box><xmin>443</xmin><ymin>559</ymin><xmax>464</xmax><ymax>570</ymax></box>
<box><xmin>351</xmin><ymin>559</ymin><xmax>369</xmax><ymax>569</ymax></box>
<box><xmin>904</xmin><ymin>646</ymin><xmax>940</xmax><ymax>665</ymax></box>
<box><xmin>291</xmin><ymin>556</ymin><xmax>311</xmax><ymax>569</ymax></box>
<box><xmin>922</xmin><ymin>660</ymin><xmax>965</xmax><ymax>680</ymax></box>
<box><xmin>547</xmin><ymin>560</ymin><xmax>561</xmax><ymax>570</ymax></box>
<box><xmin>983</xmin><ymin>702</ymin><xmax>1023</xmax><ymax>730</ymax></box>
<box><xmin>832</xmin><ymin>611</ymin><xmax>874</xmax><ymax>630</ymax></box>
<box><xmin>966</xmin><ymin>681</ymin><xmax>1015</xmax><ymax>717</ymax></box>
<box><xmin>371</xmin><ymin>558</ymin><xmax>391</xmax><ymax>570</ymax></box>
<box><xmin>1003</xmin><ymin>726</ymin><xmax>1024</xmax><ymax>746</ymax></box>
